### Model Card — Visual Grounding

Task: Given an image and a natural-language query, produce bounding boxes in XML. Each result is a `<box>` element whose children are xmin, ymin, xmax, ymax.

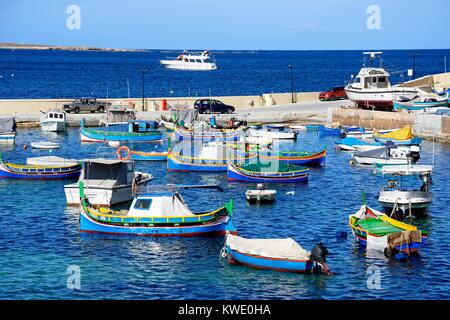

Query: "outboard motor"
<box><xmin>310</xmin><ymin>242</ymin><xmax>331</xmax><ymax>275</ymax></box>
<box><xmin>409</xmin><ymin>145</ymin><xmax>420</xmax><ymax>163</ymax></box>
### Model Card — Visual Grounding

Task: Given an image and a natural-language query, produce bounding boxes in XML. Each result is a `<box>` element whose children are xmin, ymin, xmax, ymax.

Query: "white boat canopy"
<box><xmin>128</xmin><ymin>194</ymin><xmax>195</xmax><ymax>217</ymax></box>
<box><xmin>226</xmin><ymin>234</ymin><xmax>310</xmax><ymax>260</ymax></box>
<box><xmin>378</xmin><ymin>164</ymin><xmax>433</xmax><ymax>175</ymax></box>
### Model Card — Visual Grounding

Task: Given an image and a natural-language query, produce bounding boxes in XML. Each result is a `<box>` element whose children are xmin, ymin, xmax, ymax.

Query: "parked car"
<box><xmin>63</xmin><ymin>97</ymin><xmax>112</xmax><ymax>113</ymax></box>
<box><xmin>319</xmin><ymin>87</ymin><xmax>347</xmax><ymax>101</ymax></box>
<box><xmin>194</xmin><ymin>99</ymin><xmax>235</xmax><ymax>114</ymax></box>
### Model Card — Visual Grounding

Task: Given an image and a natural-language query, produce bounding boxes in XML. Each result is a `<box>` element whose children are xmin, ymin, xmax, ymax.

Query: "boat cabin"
<box><xmin>351</xmin><ymin>68</ymin><xmax>391</xmax><ymax>90</ymax></box>
<box><xmin>105</xmin><ymin>105</ymin><xmax>136</xmax><ymax>125</ymax></box>
<box><xmin>80</xmin><ymin>159</ymin><xmax>135</xmax><ymax>186</ymax></box>
<box><xmin>127</xmin><ymin>192</ymin><xmax>195</xmax><ymax>217</ymax></box>
<box><xmin>43</xmin><ymin>110</ymin><xmax>66</xmax><ymax>122</ymax></box>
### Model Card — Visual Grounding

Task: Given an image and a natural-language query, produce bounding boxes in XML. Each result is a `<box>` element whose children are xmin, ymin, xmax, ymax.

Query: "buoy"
<box><xmin>23</xmin><ymin>144</ymin><xmax>27</xmax><ymax>150</ymax></box>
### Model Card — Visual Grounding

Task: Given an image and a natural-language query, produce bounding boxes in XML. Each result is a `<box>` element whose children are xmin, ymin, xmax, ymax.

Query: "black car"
<box><xmin>194</xmin><ymin>99</ymin><xmax>235</xmax><ymax>114</ymax></box>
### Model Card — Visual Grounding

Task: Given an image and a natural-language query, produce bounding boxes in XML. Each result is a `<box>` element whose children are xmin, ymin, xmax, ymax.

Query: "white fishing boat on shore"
<box><xmin>40</xmin><ymin>110</ymin><xmax>68</xmax><ymax>132</ymax></box>
<box><xmin>160</xmin><ymin>50</ymin><xmax>217</xmax><ymax>71</ymax></box>
<box><xmin>344</xmin><ymin>52</ymin><xmax>417</xmax><ymax>111</ymax></box>
<box><xmin>64</xmin><ymin>159</ymin><xmax>153</xmax><ymax>207</ymax></box>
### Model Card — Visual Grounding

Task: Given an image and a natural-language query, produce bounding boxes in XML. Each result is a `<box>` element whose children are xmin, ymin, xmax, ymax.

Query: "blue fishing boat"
<box><xmin>0</xmin><ymin>154</ymin><xmax>81</xmax><ymax>180</ymax></box>
<box><xmin>319</xmin><ymin>125</ymin><xmax>343</xmax><ymax>136</ymax></box>
<box><xmin>224</xmin><ymin>234</ymin><xmax>330</xmax><ymax>274</ymax></box>
<box><xmin>227</xmin><ymin>162</ymin><xmax>309</xmax><ymax>183</ymax></box>
<box><xmin>335</xmin><ymin>137</ymin><xmax>383</xmax><ymax>151</ymax></box>
<box><xmin>305</xmin><ymin>124</ymin><xmax>323</xmax><ymax>131</ymax></box>
<box><xmin>174</xmin><ymin>126</ymin><xmax>242</xmax><ymax>142</ymax></box>
<box><xmin>256</xmin><ymin>148</ymin><xmax>326</xmax><ymax>166</ymax></box>
<box><xmin>80</xmin><ymin>119</ymin><xmax>163</xmax><ymax>143</ymax></box>
<box><xmin>79</xmin><ymin>182</ymin><xmax>236</xmax><ymax>237</ymax></box>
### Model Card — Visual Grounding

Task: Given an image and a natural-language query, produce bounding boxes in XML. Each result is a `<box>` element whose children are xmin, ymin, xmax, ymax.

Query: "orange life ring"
<box><xmin>117</xmin><ymin>146</ymin><xmax>131</xmax><ymax>161</ymax></box>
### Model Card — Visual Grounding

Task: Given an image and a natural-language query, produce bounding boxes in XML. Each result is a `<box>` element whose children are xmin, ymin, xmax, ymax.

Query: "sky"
<box><xmin>0</xmin><ymin>0</ymin><xmax>449</xmax><ymax>50</ymax></box>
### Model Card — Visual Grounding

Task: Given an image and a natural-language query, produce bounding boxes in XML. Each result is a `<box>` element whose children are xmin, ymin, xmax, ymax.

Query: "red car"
<box><xmin>319</xmin><ymin>86</ymin><xmax>347</xmax><ymax>101</ymax></box>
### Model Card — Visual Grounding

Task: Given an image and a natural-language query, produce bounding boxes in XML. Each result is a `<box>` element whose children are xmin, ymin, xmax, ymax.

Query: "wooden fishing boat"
<box><xmin>79</xmin><ymin>182</ymin><xmax>236</xmax><ymax>237</ymax></box>
<box><xmin>319</xmin><ymin>125</ymin><xmax>343</xmax><ymax>136</ymax></box>
<box><xmin>174</xmin><ymin>126</ymin><xmax>242</xmax><ymax>142</ymax></box>
<box><xmin>228</xmin><ymin>162</ymin><xmax>309</xmax><ymax>183</ymax></box>
<box><xmin>80</xmin><ymin>119</ymin><xmax>163</xmax><ymax>143</ymax></box>
<box><xmin>0</xmin><ymin>155</ymin><xmax>81</xmax><ymax>180</ymax></box>
<box><xmin>373</xmin><ymin>126</ymin><xmax>422</xmax><ymax>145</ymax></box>
<box><xmin>116</xmin><ymin>146</ymin><xmax>168</xmax><ymax>161</ymax></box>
<box><xmin>256</xmin><ymin>148</ymin><xmax>326</xmax><ymax>167</ymax></box>
<box><xmin>167</xmin><ymin>142</ymin><xmax>254</xmax><ymax>172</ymax></box>
<box><xmin>349</xmin><ymin>204</ymin><xmax>427</xmax><ymax>257</ymax></box>
<box><xmin>224</xmin><ymin>234</ymin><xmax>330</xmax><ymax>274</ymax></box>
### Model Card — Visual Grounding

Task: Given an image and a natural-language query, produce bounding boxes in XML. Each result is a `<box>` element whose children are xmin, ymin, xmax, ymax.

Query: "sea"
<box><xmin>0</xmin><ymin>49</ymin><xmax>449</xmax><ymax>300</ymax></box>
<box><xmin>0</xmin><ymin>49</ymin><xmax>449</xmax><ymax>99</ymax></box>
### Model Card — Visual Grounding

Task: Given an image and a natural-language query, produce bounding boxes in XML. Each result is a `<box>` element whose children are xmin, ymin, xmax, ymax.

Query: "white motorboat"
<box><xmin>245</xmin><ymin>184</ymin><xmax>277</xmax><ymax>203</ymax></box>
<box><xmin>160</xmin><ymin>50</ymin><xmax>217</xmax><ymax>71</ymax></box>
<box><xmin>344</xmin><ymin>52</ymin><xmax>417</xmax><ymax>111</ymax></box>
<box><xmin>40</xmin><ymin>110</ymin><xmax>68</xmax><ymax>132</ymax></box>
<box><xmin>351</xmin><ymin>145</ymin><xmax>420</xmax><ymax>166</ymax></box>
<box><xmin>377</xmin><ymin>164</ymin><xmax>433</xmax><ymax>217</ymax></box>
<box><xmin>64</xmin><ymin>159</ymin><xmax>153</xmax><ymax>207</ymax></box>
<box><xmin>30</xmin><ymin>141</ymin><xmax>60</xmax><ymax>149</ymax></box>
<box><xmin>248</xmin><ymin>128</ymin><xmax>297</xmax><ymax>140</ymax></box>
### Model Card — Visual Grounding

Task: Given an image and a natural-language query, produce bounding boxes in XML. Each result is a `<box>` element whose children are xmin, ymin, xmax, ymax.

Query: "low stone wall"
<box><xmin>330</xmin><ymin>107</ymin><xmax>450</xmax><ymax>143</ymax></box>
<box><xmin>0</xmin><ymin>92</ymin><xmax>320</xmax><ymax>116</ymax></box>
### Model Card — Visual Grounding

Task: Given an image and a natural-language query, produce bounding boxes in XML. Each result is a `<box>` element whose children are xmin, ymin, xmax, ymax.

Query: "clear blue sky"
<box><xmin>1</xmin><ymin>0</ymin><xmax>449</xmax><ymax>50</ymax></box>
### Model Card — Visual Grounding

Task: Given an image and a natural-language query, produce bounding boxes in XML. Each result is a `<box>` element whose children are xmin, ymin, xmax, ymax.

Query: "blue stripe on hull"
<box><xmin>226</xmin><ymin>246</ymin><xmax>313</xmax><ymax>273</ymax></box>
<box><xmin>131</xmin><ymin>154</ymin><xmax>167</xmax><ymax>161</ymax></box>
<box><xmin>80</xmin><ymin>210</ymin><xmax>231</xmax><ymax>237</ymax></box>
<box><xmin>0</xmin><ymin>170</ymin><xmax>80</xmax><ymax>179</ymax></box>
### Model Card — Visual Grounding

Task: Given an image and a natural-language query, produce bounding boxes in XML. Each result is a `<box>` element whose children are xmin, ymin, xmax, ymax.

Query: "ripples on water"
<box><xmin>0</xmin><ymin>128</ymin><xmax>449</xmax><ymax>299</ymax></box>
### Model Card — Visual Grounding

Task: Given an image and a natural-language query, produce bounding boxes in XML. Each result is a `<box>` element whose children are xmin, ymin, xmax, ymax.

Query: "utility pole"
<box><xmin>288</xmin><ymin>63</ymin><xmax>294</xmax><ymax>103</ymax></box>
<box><xmin>139</xmin><ymin>67</ymin><xmax>149</xmax><ymax>111</ymax></box>
<box><xmin>409</xmin><ymin>51</ymin><xmax>419</xmax><ymax>79</ymax></box>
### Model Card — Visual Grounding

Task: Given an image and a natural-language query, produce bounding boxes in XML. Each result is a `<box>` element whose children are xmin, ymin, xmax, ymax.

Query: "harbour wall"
<box><xmin>0</xmin><ymin>91</ymin><xmax>320</xmax><ymax>116</ymax></box>
<box><xmin>329</xmin><ymin>108</ymin><xmax>450</xmax><ymax>143</ymax></box>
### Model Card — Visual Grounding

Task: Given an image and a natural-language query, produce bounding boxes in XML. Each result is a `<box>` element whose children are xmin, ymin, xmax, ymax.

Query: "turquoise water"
<box><xmin>0</xmin><ymin>129</ymin><xmax>449</xmax><ymax>299</ymax></box>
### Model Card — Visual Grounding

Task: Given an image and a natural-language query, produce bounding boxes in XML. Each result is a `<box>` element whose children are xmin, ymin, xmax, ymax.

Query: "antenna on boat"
<box><xmin>363</xmin><ymin>51</ymin><xmax>383</xmax><ymax>68</ymax></box>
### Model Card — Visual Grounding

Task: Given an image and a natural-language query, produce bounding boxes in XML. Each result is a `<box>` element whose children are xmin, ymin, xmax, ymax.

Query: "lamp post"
<box><xmin>139</xmin><ymin>67</ymin><xmax>149</xmax><ymax>111</ymax></box>
<box><xmin>409</xmin><ymin>51</ymin><xmax>419</xmax><ymax>79</ymax></box>
<box><xmin>288</xmin><ymin>64</ymin><xmax>294</xmax><ymax>103</ymax></box>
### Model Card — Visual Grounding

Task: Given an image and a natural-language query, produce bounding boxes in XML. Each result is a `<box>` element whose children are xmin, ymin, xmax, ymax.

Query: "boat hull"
<box><xmin>80</xmin><ymin>209</ymin><xmax>232</xmax><ymax>237</ymax></box>
<box><xmin>227</xmin><ymin>163</ymin><xmax>309</xmax><ymax>183</ymax></box>
<box><xmin>379</xmin><ymin>190</ymin><xmax>432</xmax><ymax>215</ymax></box>
<box><xmin>258</xmin><ymin>150</ymin><xmax>326</xmax><ymax>167</ymax></box>
<box><xmin>80</xmin><ymin>128</ymin><xmax>163</xmax><ymax>143</ymax></box>
<box><xmin>40</xmin><ymin>121</ymin><xmax>68</xmax><ymax>132</ymax></box>
<box><xmin>226</xmin><ymin>246</ymin><xmax>314</xmax><ymax>273</ymax></box>
<box><xmin>174</xmin><ymin>128</ymin><xmax>241</xmax><ymax>142</ymax></box>
<box><xmin>167</xmin><ymin>152</ymin><xmax>227</xmax><ymax>172</ymax></box>
<box><xmin>65</xmin><ymin>185</ymin><xmax>133</xmax><ymax>207</ymax></box>
<box><xmin>130</xmin><ymin>151</ymin><xmax>168</xmax><ymax>161</ymax></box>
<box><xmin>0</xmin><ymin>162</ymin><xmax>81</xmax><ymax>180</ymax></box>
<box><xmin>160</xmin><ymin>60</ymin><xmax>217</xmax><ymax>71</ymax></box>
<box><xmin>393</xmin><ymin>101</ymin><xmax>448</xmax><ymax>112</ymax></box>
<box><xmin>0</xmin><ymin>132</ymin><xmax>16</xmax><ymax>143</ymax></box>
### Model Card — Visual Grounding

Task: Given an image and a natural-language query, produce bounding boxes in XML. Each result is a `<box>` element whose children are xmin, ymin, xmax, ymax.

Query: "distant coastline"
<box><xmin>0</xmin><ymin>42</ymin><xmax>148</xmax><ymax>52</ymax></box>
